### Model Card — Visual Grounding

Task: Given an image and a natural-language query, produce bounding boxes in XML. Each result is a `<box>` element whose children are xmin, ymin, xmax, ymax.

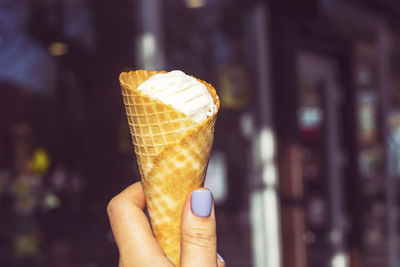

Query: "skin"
<box><xmin>107</xmin><ymin>182</ymin><xmax>225</xmax><ymax>267</ymax></box>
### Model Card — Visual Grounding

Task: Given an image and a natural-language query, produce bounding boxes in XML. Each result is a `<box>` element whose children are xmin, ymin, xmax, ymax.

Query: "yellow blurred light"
<box><xmin>14</xmin><ymin>232</ymin><xmax>40</xmax><ymax>257</ymax></box>
<box><xmin>185</xmin><ymin>0</ymin><xmax>206</xmax><ymax>8</ymax></box>
<box><xmin>48</xmin><ymin>42</ymin><xmax>68</xmax><ymax>56</ymax></box>
<box><xmin>29</xmin><ymin>148</ymin><xmax>51</xmax><ymax>174</ymax></box>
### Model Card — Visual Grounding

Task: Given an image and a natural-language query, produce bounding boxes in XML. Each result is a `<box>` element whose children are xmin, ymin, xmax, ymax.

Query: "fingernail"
<box><xmin>217</xmin><ymin>253</ymin><xmax>225</xmax><ymax>263</ymax></box>
<box><xmin>191</xmin><ymin>190</ymin><xmax>212</xmax><ymax>217</ymax></box>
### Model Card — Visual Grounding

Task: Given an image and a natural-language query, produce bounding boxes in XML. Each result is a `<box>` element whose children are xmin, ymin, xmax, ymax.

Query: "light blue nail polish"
<box><xmin>217</xmin><ymin>253</ymin><xmax>225</xmax><ymax>263</ymax></box>
<box><xmin>191</xmin><ymin>190</ymin><xmax>212</xmax><ymax>217</ymax></box>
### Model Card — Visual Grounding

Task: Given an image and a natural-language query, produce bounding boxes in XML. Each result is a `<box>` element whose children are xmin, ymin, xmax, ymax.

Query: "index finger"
<box><xmin>107</xmin><ymin>182</ymin><xmax>173</xmax><ymax>266</ymax></box>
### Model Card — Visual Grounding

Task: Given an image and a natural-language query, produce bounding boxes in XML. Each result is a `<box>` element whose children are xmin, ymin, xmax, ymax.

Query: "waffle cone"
<box><xmin>119</xmin><ymin>70</ymin><xmax>219</xmax><ymax>266</ymax></box>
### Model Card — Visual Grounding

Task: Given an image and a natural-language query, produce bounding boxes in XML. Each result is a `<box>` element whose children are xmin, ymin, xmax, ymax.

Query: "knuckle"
<box><xmin>107</xmin><ymin>195</ymin><xmax>122</xmax><ymax>217</ymax></box>
<box><xmin>182</xmin><ymin>227</ymin><xmax>217</xmax><ymax>248</ymax></box>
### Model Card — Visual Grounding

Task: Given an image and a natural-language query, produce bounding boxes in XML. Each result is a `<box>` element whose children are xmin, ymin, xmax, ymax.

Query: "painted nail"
<box><xmin>191</xmin><ymin>190</ymin><xmax>212</xmax><ymax>217</ymax></box>
<box><xmin>217</xmin><ymin>253</ymin><xmax>225</xmax><ymax>263</ymax></box>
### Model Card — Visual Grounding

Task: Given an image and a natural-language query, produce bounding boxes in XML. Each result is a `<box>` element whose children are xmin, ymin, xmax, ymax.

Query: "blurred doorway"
<box><xmin>296</xmin><ymin>50</ymin><xmax>348</xmax><ymax>267</ymax></box>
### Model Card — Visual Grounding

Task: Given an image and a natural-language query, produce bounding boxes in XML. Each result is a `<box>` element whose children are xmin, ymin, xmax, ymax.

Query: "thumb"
<box><xmin>180</xmin><ymin>189</ymin><xmax>217</xmax><ymax>267</ymax></box>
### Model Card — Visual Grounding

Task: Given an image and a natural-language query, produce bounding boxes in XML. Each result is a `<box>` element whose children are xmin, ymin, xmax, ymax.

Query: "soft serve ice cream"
<box><xmin>137</xmin><ymin>70</ymin><xmax>217</xmax><ymax>123</ymax></box>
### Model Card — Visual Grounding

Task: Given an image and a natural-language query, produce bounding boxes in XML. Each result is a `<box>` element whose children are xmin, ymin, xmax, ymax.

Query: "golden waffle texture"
<box><xmin>119</xmin><ymin>70</ymin><xmax>219</xmax><ymax>266</ymax></box>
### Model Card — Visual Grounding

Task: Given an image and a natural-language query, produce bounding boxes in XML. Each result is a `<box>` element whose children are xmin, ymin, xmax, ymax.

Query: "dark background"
<box><xmin>1</xmin><ymin>0</ymin><xmax>400</xmax><ymax>267</ymax></box>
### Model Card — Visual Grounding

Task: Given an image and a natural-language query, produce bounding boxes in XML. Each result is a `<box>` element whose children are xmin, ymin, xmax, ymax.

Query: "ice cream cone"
<box><xmin>119</xmin><ymin>70</ymin><xmax>219</xmax><ymax>266</ymax></box>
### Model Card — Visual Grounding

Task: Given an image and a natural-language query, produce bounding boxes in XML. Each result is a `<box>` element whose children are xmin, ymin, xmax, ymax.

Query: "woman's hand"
<box><xmin>107</xmin><ymin>182</ymin><xmax>225</xmax><ymax>267</ymax></box>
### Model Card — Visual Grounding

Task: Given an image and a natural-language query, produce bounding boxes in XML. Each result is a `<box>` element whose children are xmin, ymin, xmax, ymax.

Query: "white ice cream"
<box><xmin>137</xmin><ymin>70</ymin><xmax>217</xmax><ymax>123</ymax></box>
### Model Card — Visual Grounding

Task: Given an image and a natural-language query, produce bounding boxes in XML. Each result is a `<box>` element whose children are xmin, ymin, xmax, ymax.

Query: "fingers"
<box><xmin>107</xmin><ymin>182</ymin><xmax>173</xmax><ymax>267</ymax></box>
<box><xmin>180</xmin><ymin>189</ymin><xmax>217</xmax><ymax>267</ymax></box>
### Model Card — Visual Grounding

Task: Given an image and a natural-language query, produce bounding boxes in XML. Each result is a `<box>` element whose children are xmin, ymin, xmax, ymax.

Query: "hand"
<box><xmin>107</xmin><ymin>182</ymin><xmax>225</xmax><ymax>267</ymax></box>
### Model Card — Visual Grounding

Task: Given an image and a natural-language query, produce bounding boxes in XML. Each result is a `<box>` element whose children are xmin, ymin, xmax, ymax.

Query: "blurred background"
<box><xmin>1</xmin><ymin>0</ymin><xmax>400</xmax><ymax>266</ymax></box>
